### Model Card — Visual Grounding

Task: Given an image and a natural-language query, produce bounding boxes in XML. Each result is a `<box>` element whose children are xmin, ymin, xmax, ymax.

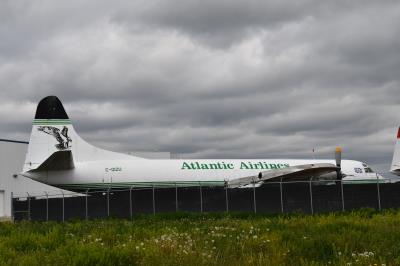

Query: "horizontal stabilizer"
<box><xmin>29</xmin><ymin>150</ymin><xmax>74</xmax><ymax>172</ymax></box>
<box><xmin>228</xmin><ymin>163</ymin><xmax>338</xmax><ymax>188</ymax></box>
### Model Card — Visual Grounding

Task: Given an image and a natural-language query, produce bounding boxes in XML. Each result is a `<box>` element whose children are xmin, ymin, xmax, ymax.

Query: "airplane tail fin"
<box><xmin>23</xmin><ymin>96</ymin><xmax>143</xmax><ymax>172</ymax></box>
<box><xmin>23</xmin><ymin>96</ymin><xmax>76</xmax><ymax>172</ymax></box>
<box><xmin>390</xmin><ymin>127</ymin><xmax>400</xmax><ymax>175</ymax></box>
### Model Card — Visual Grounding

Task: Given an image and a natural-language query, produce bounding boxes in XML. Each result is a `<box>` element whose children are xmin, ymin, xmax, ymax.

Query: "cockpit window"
<box><xmin>361</xmin><ymin>163</ymin><xmax>375</xmax><ymax>173</ymax></box>
<box><xmin>364</xmin><ymin>167</ymin><xmax>374</xmax><ymax>173</ymax></box>
<box><xmin>354</xmin><ymin>168</ymin><xmax>363</xmax><ymax>173</ymax></box>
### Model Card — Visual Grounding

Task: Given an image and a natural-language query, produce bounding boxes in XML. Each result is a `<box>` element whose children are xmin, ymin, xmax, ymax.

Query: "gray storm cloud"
<box><xmin>0</xmin><ymin>0</ymin><xmax>400</xmax><ymax>174</ymax></box>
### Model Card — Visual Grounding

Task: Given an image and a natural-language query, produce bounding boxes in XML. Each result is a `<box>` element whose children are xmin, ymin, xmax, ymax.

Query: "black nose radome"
<box><xmin>35</xmin><ymin>96</ymin><xmax>69</xmax><ymax>119</ymax></box>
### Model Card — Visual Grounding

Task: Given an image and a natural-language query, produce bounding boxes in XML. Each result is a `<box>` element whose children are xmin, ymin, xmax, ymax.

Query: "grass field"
<box><xmin>0</xmin><ymin>209</ymin><xmax>398</xmax><ymax>265</ymax></box>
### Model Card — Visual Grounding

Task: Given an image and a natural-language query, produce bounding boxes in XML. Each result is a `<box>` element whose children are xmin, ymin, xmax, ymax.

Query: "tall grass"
<box><xmin>0</xmin><ymin>209</ymin><xmax>398</xmax><ymax>265</ymax></box>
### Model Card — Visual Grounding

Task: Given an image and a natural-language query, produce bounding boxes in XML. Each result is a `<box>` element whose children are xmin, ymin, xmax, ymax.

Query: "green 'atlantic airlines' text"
<box><xmin>181</xmin><ymin>161</ymin><xmax>290</xmax><ymax>170</ymax></box>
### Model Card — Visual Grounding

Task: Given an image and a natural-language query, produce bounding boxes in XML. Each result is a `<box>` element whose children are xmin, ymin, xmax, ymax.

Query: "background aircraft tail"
<box><xmin>23</xmin><ymin>96</ymin><xmax>143</xmax><ymax>172</ymax></box>
<box><xmin>391</xmin><ymin>127</ymin><xmax>400</xmax><ymax>175</ymax></box>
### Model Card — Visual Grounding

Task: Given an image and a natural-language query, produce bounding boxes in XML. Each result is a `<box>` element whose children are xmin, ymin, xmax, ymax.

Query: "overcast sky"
<box><xmin>1</xmin><ymin>0</ymin><xmax>400</xmax><ymax>173</ymax></box>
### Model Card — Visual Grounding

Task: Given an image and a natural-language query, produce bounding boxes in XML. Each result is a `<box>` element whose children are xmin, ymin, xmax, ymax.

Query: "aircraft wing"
<box><xmin>227</xmin><ymin>163</ymin><xmax>338</xmax><ymax>188</ymax></box>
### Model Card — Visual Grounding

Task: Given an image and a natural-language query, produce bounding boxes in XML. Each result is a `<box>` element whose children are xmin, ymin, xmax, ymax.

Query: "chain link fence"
<box><xmin>11</xmin><ymin>179</ymin><xmax>400</xmax><ymax>221</ymax></box>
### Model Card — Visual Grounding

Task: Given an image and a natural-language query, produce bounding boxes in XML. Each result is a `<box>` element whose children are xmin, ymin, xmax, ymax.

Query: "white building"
<box><xmin>128</xmin><ymin>151</ymin><xmax>171</xmax><ymax>159</ymax></box>
<box><xmin>0</xmin><ymin>139</ymin><xmax>74</xmax><ymax>220</ymax></box>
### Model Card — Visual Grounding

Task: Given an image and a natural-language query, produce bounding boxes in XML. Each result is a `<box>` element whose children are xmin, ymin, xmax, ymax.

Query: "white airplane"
<box><xmin>390</xmin><ymin>128</ymin><xmax>400</xmax><ymax>176</ymax></box>
<box><xmin>21</xmin><ymin>96</ymin><xmax>384</xmax><ymax>190</ymax></box>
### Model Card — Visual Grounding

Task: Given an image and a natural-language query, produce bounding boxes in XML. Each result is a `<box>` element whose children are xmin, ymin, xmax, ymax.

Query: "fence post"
<box><xmin>61</xmin><ymin>191</ymin><xmax>65</xmax><ymax>222</ymax></box>
<box><xmin>199</xmin><ymin>182</ymin><xmax>203</xmax><ymax>213</ymax></box>
<box><xmin>175</xmin><ymin>183</ymin><xmax>178</xmax><ymax>212</ymax></box>
<box><xmin>376</xmin><ymin>174</ymin><xmax>381</xmax><ymax>211</ymax></box>
<box><xmin>253</xmin><ymin>179</ymin><xmax>257</xmax><ymax>214</ymax></box>
<box><xmin>280</xmin><ymin>180</ymin><xmax>284</xmax><ymax>213</ymax></box>
<box><xmin>10</xmin><ymin>192</ymin><xmax>14</xmax><ymax>223</ymax></box>
<box><xmin>340</xmin><ymin>179</ymin><xmax>345</xmax><ymax>212</ymax></box>
<box><xmin>107</xmin><ymin>188</ymin><xmax>110</xmax><ymax>217</ymax></box>
<box><xmin>309</xmin><ymin>179</ymin><xmax>314</xmax><ymax>215</ymax></box>
<box><xmin>27</xmin><ymin>192</ymin><xmax>31</xmax><ymax>221</ymax></box>
<box><xmin>85</xmin><ymin>189</ymin><xmax>89</xmax><ymax>220</ymax></box>
<box><xmin>45</xmin><ymin>192</ymin><xmax>49</xmax><ymax>221</ymax></box>
<box><xmin>152</xmin><ymin>185</ymin><xmax>155</xmax><ymax>215</ymax></box>
<box><xmin>225</xmin><ymin>181</ymin><xmax>229</xmax><ymax>212</ymax></box>
<box><xmin>130</xmin><ymin>186</ymin><xmax>133</xmax><ymax>219</ymax></box>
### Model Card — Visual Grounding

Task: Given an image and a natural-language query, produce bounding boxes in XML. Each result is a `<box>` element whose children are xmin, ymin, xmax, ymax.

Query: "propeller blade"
<box><xmin>335</xmin><ymin>147</ymin><xmax>341</xmax><ymax>167</ymax></box>
<box><xmin>335</xmin><ymin>147</ymin><xmax>342</xmax><ymax>180</ymax></box>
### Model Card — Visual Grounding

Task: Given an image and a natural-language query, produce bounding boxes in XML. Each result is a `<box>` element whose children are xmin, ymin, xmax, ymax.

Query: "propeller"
<box><xmin>335</xmin><ymin>147</ymin><xmax>342</xmax><ymax>180</ymax></box>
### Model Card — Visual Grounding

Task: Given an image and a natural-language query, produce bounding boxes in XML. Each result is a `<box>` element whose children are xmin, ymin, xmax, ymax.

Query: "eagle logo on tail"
<box><xmin>38</xmin><ymin>126</ymin><xmax>72</xmax><ymax>150</ymax></box>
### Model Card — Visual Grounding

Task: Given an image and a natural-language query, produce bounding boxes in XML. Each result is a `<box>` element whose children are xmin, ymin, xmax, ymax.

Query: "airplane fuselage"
<box><xmin>24</xmin><ymin>158</ymin><xmax>382</xmax><ymax>190</ymax></box>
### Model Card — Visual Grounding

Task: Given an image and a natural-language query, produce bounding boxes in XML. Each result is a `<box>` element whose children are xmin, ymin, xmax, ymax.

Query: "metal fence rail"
<box><xmin>11</xmin><ymin>179</ymin><xmax>400</xmax><ymax>221</ymax></box>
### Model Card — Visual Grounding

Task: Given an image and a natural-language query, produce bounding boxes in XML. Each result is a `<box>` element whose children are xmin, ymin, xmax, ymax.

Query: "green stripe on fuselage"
<box><xmin>53</xmin><ymin>181</ymin><xmax>226</xmax><ymax>190</ymax></box>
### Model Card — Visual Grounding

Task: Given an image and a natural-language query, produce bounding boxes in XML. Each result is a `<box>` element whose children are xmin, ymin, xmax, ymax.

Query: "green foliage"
<box><xmin>0</xmin><ymin>209</ymin><xmax>398</xmax><ymax>265</ymax></box>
